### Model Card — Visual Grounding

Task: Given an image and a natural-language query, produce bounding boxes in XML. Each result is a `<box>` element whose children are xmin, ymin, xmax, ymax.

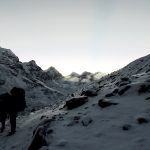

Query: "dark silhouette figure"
<box><xmin>0</xmin><ymin>93</ymin><xmax>11</xmax><ymax>133</ymax></box>
<box><xmin>0</xmin><ymin>87</ymin><xmax>26</xmax><ymax>135</ymax></box>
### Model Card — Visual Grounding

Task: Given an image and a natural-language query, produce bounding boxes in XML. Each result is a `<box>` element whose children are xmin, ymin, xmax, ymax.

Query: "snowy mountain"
<box><xmin>0</xmin><ymin>47</ymin><xmax>150</xmax><ymax>150</ymax></box>
<box><xmin>0</xmin><ymin>47</ymin><xmax>66</xmax><ymax>111</ymax></box>
<box><xmin>23</xmin><ymin>53</ymin><xmax>149</xmax><ymax>150</ymax></box>
<box><xmin>0</xmin><ymin>47</ymin><xmax>103</xmax><ymax>111</ymax></box>
<box><xmin>65</xmin><ymin>71</ymin><xmax>105</xmax><ymax>83</ymax></box>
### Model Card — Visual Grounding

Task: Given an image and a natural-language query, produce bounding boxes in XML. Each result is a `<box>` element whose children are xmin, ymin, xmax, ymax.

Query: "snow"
<box><xmin>1</xmin><ymin>69</ymin><xmax>150</xmax><ymax>150</ymax></box>
<box><xmin>0</xmin><ymin>47</ymin><xmax>150</xmax><ymax>150</ymax></box>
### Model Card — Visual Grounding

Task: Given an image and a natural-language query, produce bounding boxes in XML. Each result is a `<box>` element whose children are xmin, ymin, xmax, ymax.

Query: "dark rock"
<box><xmin>137</xmin><ymin>117</ymin><xmax>149</xmax><ymax>124</ymax></box>
<box><xmin>0</xmin><ymin>79</ymin><xmax>5</xmax><ymax>85</ymax></box>
<box><xmin>98</xmin><ymin>99</ymin><xmax>118</xmax><ymax>108</ymax></box>
<box><xmin>116</xmin><ymin>77</ymin><xmax>131</xmax><ymax>87</ymax></box>
<box><xmin>81</xmin><ymin>116</ymin><xmax>93</xmax><ymax>126</ymax></box>
<box><xmin>92</xmin><ymin>103</ymin><xmax>96</xmax><ymax>106</ymax></box>
<box><xmin>28</xmin><ymin>127</ymin><xmax>47</xmax><ymax>150</ymax></box>
<box><xmin>105</xmin><ymin>93</ymin><xmax>115</xmax><ymax>97</ymax></box>
<box><xmin>121</xmin><ymin>77</ymin><xmax>130</xmax><ymax>82</ymax></box>
<box><xmin>64</xmin><ymin>96</ymin><xmax>88</xmax><ymax>110</ymax></box>
<box><xmin>47</xmin><ymin>129</ymin><xmax>54</xmax><ymax>134</ymax></box>
<box><xmin>146</xmin><ymin>69</ymin><xmax>150</xmax><ymax>73</ymax></box>
<box><xmin>74</xmin><ymin>116</ymin><xmax>81</xmax><ymax>121</ymax></box>
<box><xmin>119</xmin><ymin>82</ymin><xmax>129</xmax><ymax>87</ymax></box>
<box><xmin>71</xmin><ymin>93</ymin><xmax>74</xmax><ymax>97</ymax></box>
<box><xmin>40</xmin><ymin>115</ymin><xmax>47</xmax><ymax>120</ymax></box>
<box><xmin>145</xmin><ymin>97</ymin><xmax>150</xmax><ymax>100</ymax></box>
<box><xmin>122</xmin><ymin>124</ymin><xmax>132</xmax><ymax>131</ymax></box>
<box><xmin>31</xmin><ymin>108</ymin><xmax>36</xmax><ymax>112</ymax></box>
<box><xmin>112</xmin><ymin>89</ymin><xmax>119</xmax><ymax>94</ymax></box>
<box><xmin>138</xmin><ymin>84</ymin><xmax>150</xmax><ymax>94</ymax></box>
<box><xmin>84</xmin><ymin>107</ymin><xmax>89</xmax><ymax>109</ymax></box>
<box><xmin>118</xmin><ymin>85</ymin><xmax>131</xmax><ymax>95</ymax></box>
<box><xmin>81</xmin><ymin>89</ymin><xmax>97</xmax><ymax>97</ymax></box>
<box><xmin>67</xmin><ymin>117</ymin><xmax>80</xmax><ymax>126</ymax></box>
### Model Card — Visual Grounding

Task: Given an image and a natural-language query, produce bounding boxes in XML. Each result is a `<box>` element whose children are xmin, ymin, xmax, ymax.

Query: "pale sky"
<box><xmin>0</xmin><ymin>0</ymin><xmax>149</xmax><ymax>75</ymax></box>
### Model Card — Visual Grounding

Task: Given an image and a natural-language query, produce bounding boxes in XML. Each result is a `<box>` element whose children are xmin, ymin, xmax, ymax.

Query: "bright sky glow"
<box><xmin>0</xmin><ymin>0</ymin><xmax>149</xmax><ymax>75</ymax></box>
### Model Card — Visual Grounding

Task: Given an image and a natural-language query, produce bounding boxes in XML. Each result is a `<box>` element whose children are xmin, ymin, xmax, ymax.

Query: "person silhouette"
<box><xmin>0</xmin><ymin>87</ymin><xmax>26</xmax><ymax>135</ymax></box>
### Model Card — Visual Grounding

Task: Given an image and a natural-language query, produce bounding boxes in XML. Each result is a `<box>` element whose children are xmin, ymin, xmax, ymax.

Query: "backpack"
<box><xmin>10</xmin><ymin>87</ymin><xmax>26</xmax><ymax>112</ymax></box>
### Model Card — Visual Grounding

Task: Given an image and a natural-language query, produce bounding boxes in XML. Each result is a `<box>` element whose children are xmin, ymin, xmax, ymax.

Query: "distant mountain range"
<box><xmin>0</xmin><ymin>47</ymin><xmax>105</xmax><ymax>111</ymax></box>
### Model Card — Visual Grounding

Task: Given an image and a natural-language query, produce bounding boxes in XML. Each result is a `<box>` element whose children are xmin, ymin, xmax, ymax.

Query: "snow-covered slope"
<box><xmin>0</xmin><ymin>53</ymin><xmax>149</xmax><ymax>150</ymax></box>
<box><xmin>0</xmin><ymin>63</ymin><xmax>150</xmax><ymax>150</ymax></box>
<box><xmin>0</xmin><ymin>47</ymin><xmax>104</xmax><ymax>112</ymax></box>
<box><xmin>0</xmin><ymin>47</ymin><xmax>66</xmax><ymax>111</ymax></box>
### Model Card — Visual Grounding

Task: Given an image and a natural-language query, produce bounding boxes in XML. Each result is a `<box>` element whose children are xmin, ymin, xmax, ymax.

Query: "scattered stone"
<box><xmin>28</xmin><ymin>126</ymin><xmax>47</xmax><ymax>150</ymax></box>
<box><xmin>40</xmin><ymin>115</ymin><xmax>47</xmax><ymax>120</ymax></box>
<box><xmin>31</xmin><ymin>108</ymin><xmax>36</xmax><ymax>112</ymax></box>
<box><xmin>52</xmin><ymin>116</ymin><xmax>56</xmax><ymax>120</ymax></box>
<box><xmin>122</xmin><ymin>124</ymin><xmax>132</xmax><ymax>131</ymax></box>
<box><xmin>0</xmin><ymin>79</ymin><xmax>5</xmax><ymax>85</ymax></box>
<box><xmin>84</xmin><ymin>107</ymin><xmax>89</xmax><ymax>109</ymax></box>
<box><xmin>71</xmin><ymin>93</ymin><xmax>74</xmax><ymax>97</ymax></box>
<box><xmin>92</xmin><ymin>103</ymin><xmax>96</xmax><ymax>106</ymax></box>
<box><xmin>81</xmin><ymin>89</ymin><xmax>97</xmax><ymax>97</ymax></box>
<box><xmin>112</xmin><ymin>89</ymin><xmax>119</xmax><ymax>94</ymax></box>
<box><xmin>81</xmin><ymin>116</ymin><xmax>93</xmax><ymax>126</ymax></box>
<box><xmin>64</xmin><ymin>96</ymin><xmax>88</xmax><ymax>110</ymax></box>
<box><xmin>98</xmin><ymin>99</ymin><xmax>118</xmax><ymax>108</ymax></box>
<box><xmin>121</xmin><ymin>77</ymin><xmax>130</xmax><ymax>82</ymax></box>
<box><xmin>118</xmin><ymin>85</ymin><xmax>131</xmax><ymax>95</ymax></box>
<box><xmin>119</xmin><ymin>77</ymin><xmax>131</xmax><ymax>87</ymax></box>
<box><xmin>137</xmin><ymin>117</ymin><xmax>149</xmax><ymax>124</ymax></box>
<box><xmin>145</xmin><ymin>97</ymin><xmax>150</xmax><ymax>100</ymax></box>
<box><xmin>105</xmin><ymin>93</ymin><xmax>115</xmax><ymax>97</ymax></box>
<box><xmin>56</xmin><ymin>139</ymin><xmax>68</xmax><ymax>147</ymax></box>
<box><xmin>119</xmin><ymin>82</ymin><xmax>129</xmax><ymax>87</ymax></box>
<box><xmin>67</xmin><ymin>121</ymin><xmax>76</xmax><ymax>126</ymax></box>
<box><xmin>138</xmin><ymin>84</ymin><xmax>150</xmax><ymax>94</ymax></box>
<box><xmin>67</xmin><ymin>116</ymin><xmax>81</xmax><ymax>126</ymax></box>
<box><xmin>47</xmin><ymin>129</ymin><xmax>54</xmax><ymax>134</ymax></box>
<box><xmin>74</xmin><ymin>116</ymin><xmax>81</xmax><ymax>121</ymax></box>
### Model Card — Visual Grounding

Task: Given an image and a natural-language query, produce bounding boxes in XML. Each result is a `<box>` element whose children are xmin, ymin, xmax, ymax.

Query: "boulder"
<box><xmin>98</xmin><ymin>99</ymin><xmax>118</xmax><ymax>108</ymax></box>
<box><xmin>118</xmin><ymin>85</ymin><xmax>131</xmax><ymax>95</ymax></box>
<box><xmin>138</xmin><ymin>84</ymin><xmax>150</xmax><ymax>94</ymax></box>
<box><xmin>64</xmin><ymin>96</ymin><xmax>88</xmax><ymax>110</ymax></box>
<box><xmin>136</xmin><ymin>117</ymin><xmax>149</xmax><ymax>124</ymax></box>
<box><xmin>81</xmin><ymin>89</ymin><xmax>97</xmax><ymax>97</ymax></box>
<box><xmin>28</xmin><ymin>126</ymin><xmax>47</xmax><ymax>150</ymax></box>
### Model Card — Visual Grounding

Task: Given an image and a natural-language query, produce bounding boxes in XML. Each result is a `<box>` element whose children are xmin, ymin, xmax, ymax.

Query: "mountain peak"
<box><xmin>45</xmin><ymin>66</ymin><xmax>63</xmax><ymax>79</ymax></box>
<box><xmin>0</xmin><ymin>47</ymin><xmax>19</xmax><ymax>63</ymax></box>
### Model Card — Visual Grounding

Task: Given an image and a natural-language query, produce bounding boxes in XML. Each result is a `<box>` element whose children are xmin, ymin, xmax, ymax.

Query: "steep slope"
<box><xmin>0</xmin><ymin>48</ymin><xmax>149</xmax><ymax>150</ymax></box>
<box><xmin>0</xmin><ymin>58</ymin><xmax>149</xmax><ymax>150</ymax></box>
<box><xmin>0</xmin><ymin>47</ymin><xmax>65</xmax><ymax>111</ymax></box>
<box><xmin>27</xmin><ymin>55</ymin><xmax>150</xmax><ymax>150</ymax></box>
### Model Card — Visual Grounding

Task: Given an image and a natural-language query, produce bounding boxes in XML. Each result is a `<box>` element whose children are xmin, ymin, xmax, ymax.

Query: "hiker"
<box><xmin>0</xmin><ymin>87</ymin><xmax>26</xmax><ymax>135</ymax></box>
<box><xmin>0</xmin><ymin>92</ymin><xmax>11</xmax><ymax>133</ymax></box>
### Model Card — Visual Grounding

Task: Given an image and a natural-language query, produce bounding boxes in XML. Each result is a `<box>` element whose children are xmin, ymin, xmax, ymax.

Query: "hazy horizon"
<box><xmin>0</xmin><ymin>0</ymin><xmax>149</xmax><ymax>75</ymax></box>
